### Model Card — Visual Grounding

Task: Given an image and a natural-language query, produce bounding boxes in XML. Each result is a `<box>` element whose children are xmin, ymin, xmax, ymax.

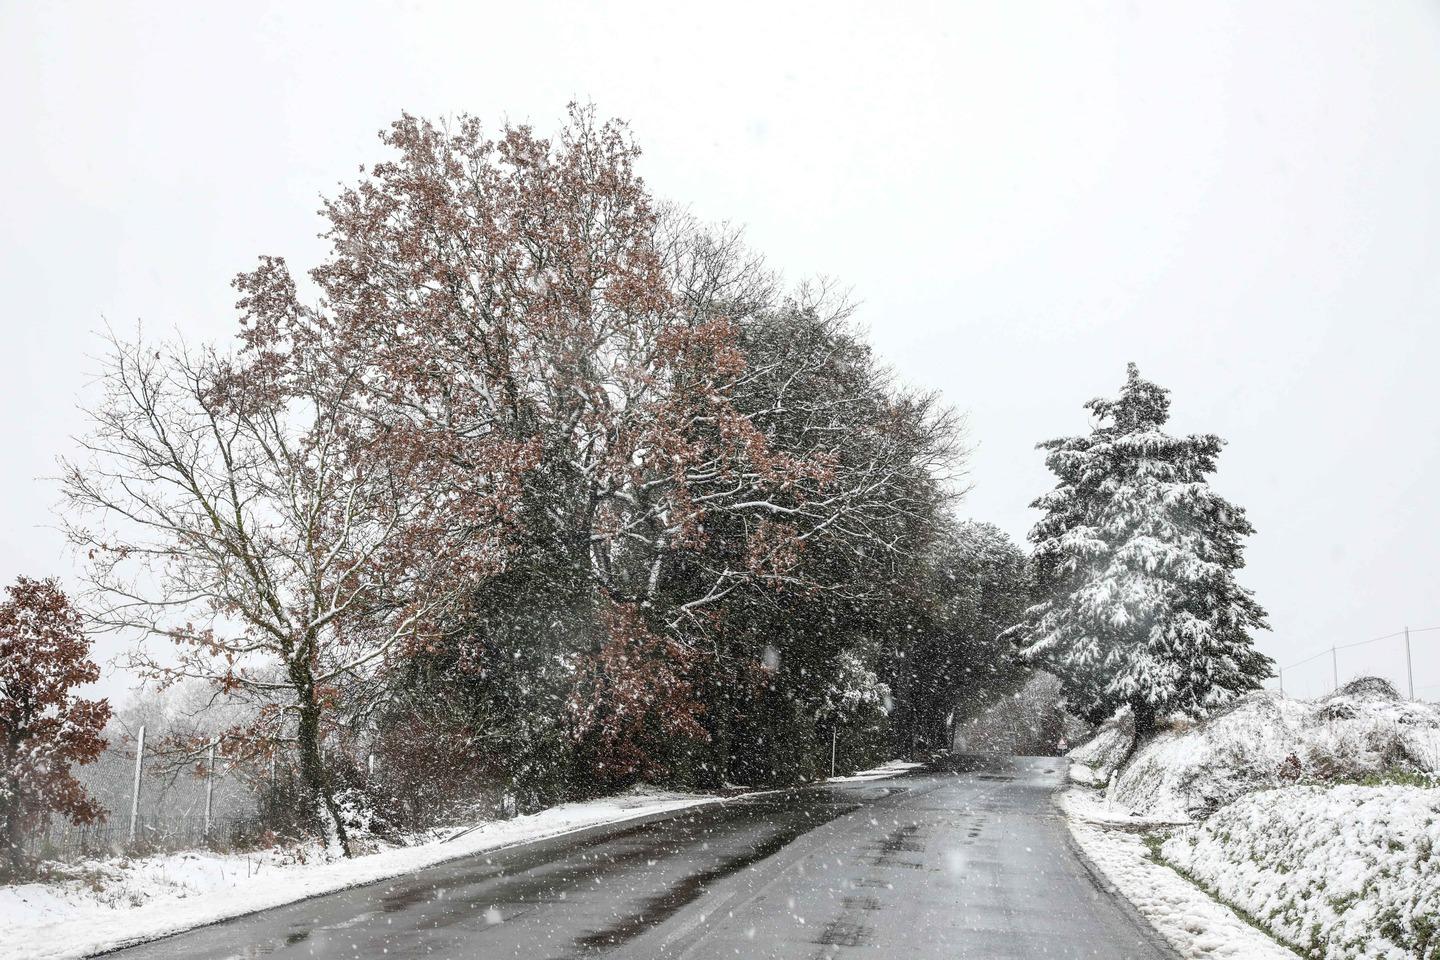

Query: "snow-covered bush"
<box><xmin>1160</xmin><ymin>784</ymin><xmax>1440</xmax><ymax>960</ymax></box>
<box><xmin>1093</xmin><ymin>678</ymin><xmax>1440</xmax><ymax>820</ymax></box>
<box><xmin>815</xmin><ymin>651</ymin><xmax>891</xmax><ymax>726</ymax></box>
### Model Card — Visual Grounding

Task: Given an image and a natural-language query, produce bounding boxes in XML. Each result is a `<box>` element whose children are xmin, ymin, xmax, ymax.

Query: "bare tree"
<box><xmin>61</xmin><ymin>331</ymin><xmax>507</xmax><ymax>851</ymax></box>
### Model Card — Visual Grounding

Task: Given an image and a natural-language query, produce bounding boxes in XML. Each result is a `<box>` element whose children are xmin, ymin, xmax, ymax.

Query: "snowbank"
<box><xmin>1161</xmin><ymin>784</ymin><xmax>1440</xmax><ymax>960</ymax></box>
<box><xmin>1079</xmin><ymin>679</ymin><xmax>1440</xmax><ymax>820</ymax></box>
<box><xmin>1059</xmin><ymin>789</ymin><xmax>1296</xmax><ymax>959</ymax></box>
<box><xmin>825</xmin><ymin>759</ymin><xmax>926</xmax><ymax>783</ymax></box>
<box><xmin>0</xmin><ymin>786</ymin><xmax>735</xmax><ymax>960</ymax></box>
<box><xmin>1068</xmin><ymin>708</ymin><xmax>1134</xmax><ymax>781</ymax></box>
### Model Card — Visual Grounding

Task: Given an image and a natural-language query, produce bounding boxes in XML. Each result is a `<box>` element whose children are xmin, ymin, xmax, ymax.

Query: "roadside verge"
<box><xmin>1</xmin><ymin>760</ymin><xmax>921</xmax><ymax>960</ymax></box>
<box><xmin>1058</xmin><ymin>784</ymin><xmax>1298</xmax><ymax>960</ymax></box>
<box><xmin>0</xmin><ymin>787</ymin><xmax>740</xmax><ymax>960</ymax></box>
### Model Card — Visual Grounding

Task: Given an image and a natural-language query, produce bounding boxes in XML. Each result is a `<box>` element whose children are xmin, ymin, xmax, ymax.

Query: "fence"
<box><xmin>23</xmin><ymin>815</ymin><xmax>268</xmax><ymax>862</ymax></box>
<box><xmin>1269</xmin><ymin>625</ymin><xmax>1440</xmax><ymax>702</ymax></box>
<box><xmin>22</xmin><ymin>724</ymin><xmax>522</xmax><ymax>865</ymax></box>
<box><xmin>20</xmin><ymin>726</ymin><xmax>274</xmax><ymax>863</ymax></box>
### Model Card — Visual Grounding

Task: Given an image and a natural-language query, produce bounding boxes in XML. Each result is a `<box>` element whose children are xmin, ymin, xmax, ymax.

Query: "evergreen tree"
<box><xmin>1009</xmin><ymin>364</ymin><xmax>1272</xmax><ymax>742</ymax></box>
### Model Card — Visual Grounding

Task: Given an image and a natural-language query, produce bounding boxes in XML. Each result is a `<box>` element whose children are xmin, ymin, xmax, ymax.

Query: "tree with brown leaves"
<box><xmin>234</xmin><ymin>106</ymin><xmax>833</xmax><ymax>639</ymax></box>
<box><xmin>0</xmin><ymin>577</ymin><xmax>111</xmax><ymax>879</ymax></box>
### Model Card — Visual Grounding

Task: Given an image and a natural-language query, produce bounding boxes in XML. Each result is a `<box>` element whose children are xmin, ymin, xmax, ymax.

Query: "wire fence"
<box><xmin>22</xmin><ymin>814</ymin><xmax>269</xmax><ymax>862</ymax></box>
<box><xmin>1268</xmin><ymin>624</ymin><xmax>1440</xmax><ymax>702</ymax></box>
<box><xmin>19</xmin><ymin>729</ymin><xmax>279</xmax><ymax>864</ymax></box>
<box><xmin>21</xmin><ymin>725</ymin><xmax>522</xmax><ymax>866</ymax></box>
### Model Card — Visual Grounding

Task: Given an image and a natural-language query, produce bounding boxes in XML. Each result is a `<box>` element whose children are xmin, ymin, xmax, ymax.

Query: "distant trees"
<box><xmin>0</xmin><ymin>578</ymin><xmax>111</xmax><ymax>878</ymax></box>
<box><xmin>1007</xmin><ymin>365</ymin><xmax>1272</xmax><ymax>744</ymax></box>
<box><xmin>887</xmin><ymin>521</ymin><xmax>1032</xmax><ymax>753</ymax></box>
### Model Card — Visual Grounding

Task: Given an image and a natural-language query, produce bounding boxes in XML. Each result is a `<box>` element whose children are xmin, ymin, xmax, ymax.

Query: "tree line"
<box><xmin>2</xmin><ymin>107</ymin><xmax>1024</xmax><ymax>864</ymax></box>
<box><xmin>1</xmin><ymin>107</ymin><xmax>1272</xmax><ymax>875</ymax></box>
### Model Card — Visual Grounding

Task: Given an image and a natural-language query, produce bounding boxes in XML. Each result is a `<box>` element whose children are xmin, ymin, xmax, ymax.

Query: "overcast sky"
<box><xmin>4</xmin><ymin>0</ymin><xmax>1439</xmax><ymax>702</ymax></box>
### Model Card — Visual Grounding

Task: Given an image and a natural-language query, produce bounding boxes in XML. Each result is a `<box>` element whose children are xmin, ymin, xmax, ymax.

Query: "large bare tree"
<box><xmin>61</xmin><ymin>330</ymin><xmax>512</xmax><ymax>850</ymax></box>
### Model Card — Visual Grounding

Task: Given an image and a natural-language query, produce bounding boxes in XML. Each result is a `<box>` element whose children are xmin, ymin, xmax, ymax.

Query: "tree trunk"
<box><xmin>291</xmin><ymin>661</ymin><xmax>349</xmax><ymax>857</ymax></box>
<box><xmin>1</xmin><ymin>738</ymin><xmax>25</xmax><ymax>880</ymax></box>
<box><xmin>1118</xmin><ymin>697</ymin><xmax>1159</xmax><ymax>770</ymax></box>
<box><xmin>1</xmin><ymin>795</ymin><xmax>21</xmax><ymax>882</ymax></box>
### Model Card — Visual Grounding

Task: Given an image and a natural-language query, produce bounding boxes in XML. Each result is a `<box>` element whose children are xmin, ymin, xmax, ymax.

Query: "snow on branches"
<box><xmin>60</xmin><ymin>330</ymin><xmax>502</xmax><ymax>853</ymax></box>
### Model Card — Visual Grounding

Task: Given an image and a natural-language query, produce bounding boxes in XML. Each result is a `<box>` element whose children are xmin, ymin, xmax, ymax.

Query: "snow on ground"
<box><xmin>825</xmin><ymin>759</ymin><xmax>926</xmax><ymax>783</ymax></box>
<box><xmin>1078</xmin><ymin>678</ymin><xmax>1440</xmax><ymax>821</ymax></box>
<box><xmin>1160</xmin><ymin>784</ymin><xmax>1440</xmax><ymax>960</ymax></box>
<box><xmin>1069</xmin><ymin>710</ymin><xmax>1134</xmax><ymax>780</ymax></box>
<box><xmin>0</xmin><ymin>762</ymin><xmax>924</xmax><ymax>960</ymax></box>
<box><xmin>0</xmin><ymin>786</ymin><xmax>736</xmax><ymax>960</ymax></box>
<box><xmin>1060</xmin><ymin>787</ymin><xmax>1298</xmax><ymax>960</ymax></box>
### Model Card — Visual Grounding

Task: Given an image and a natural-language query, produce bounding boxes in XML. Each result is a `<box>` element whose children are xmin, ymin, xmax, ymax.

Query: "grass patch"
<box><xmin>1143</xmin><ymin>831</ymin><xmax>1305</xmax><ymax>958</ymax></box>
<box><xmin>1333</xmin><ymin>771</ymin><xmax>1438</xmax><ymax>788</ymax></box>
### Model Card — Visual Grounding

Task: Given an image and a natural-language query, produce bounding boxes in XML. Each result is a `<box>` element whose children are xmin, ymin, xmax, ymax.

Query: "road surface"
<box><xmin>105</xmin><ymin>756</ymin><xmax>1173</xmax><ymax>959</ymax></box>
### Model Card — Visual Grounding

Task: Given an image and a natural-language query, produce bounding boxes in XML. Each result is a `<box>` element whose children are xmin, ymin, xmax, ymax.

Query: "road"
<box><xmin>106</xmin><ymin>756</ymin><xmax>1173</xmax><ymax>960</ymax></box>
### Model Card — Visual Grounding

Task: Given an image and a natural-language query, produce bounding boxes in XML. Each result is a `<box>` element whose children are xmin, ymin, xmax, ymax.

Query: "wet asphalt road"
<box><xmin>105</xmin><ymin>756</ymin><xmax>1173</xmax><ymax>960</ymax></box>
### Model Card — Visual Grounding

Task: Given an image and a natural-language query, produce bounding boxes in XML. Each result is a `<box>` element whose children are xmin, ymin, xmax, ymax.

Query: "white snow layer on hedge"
<box><xmin>1160</xmin><ymin>784</ymin><xmax>1440</xmax><ymax>960</ymax></box>
<box><xmin>1078</xmin><ymin>679</ymin><xmax>1440</xmax><ymax>820</ymax></box>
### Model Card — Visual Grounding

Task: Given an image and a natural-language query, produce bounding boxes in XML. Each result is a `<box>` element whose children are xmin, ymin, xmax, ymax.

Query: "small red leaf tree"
<box><xmin>568</xmin><ymin>602</ymin><xmax>708</xmax><ymax>792</ymax></box>
<box><xmin>0</xmin><ymin>577</ymin><xmax>111</xmax><ymax>879</ymax></box>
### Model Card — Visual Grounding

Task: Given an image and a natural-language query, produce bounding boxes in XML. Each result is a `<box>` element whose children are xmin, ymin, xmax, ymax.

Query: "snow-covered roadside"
<box><xmin>0</xmin><ymin>786</ymin><xmax>739</xmax><ymax>960</ymax></box>
<box><xmin>1161</xmin><ymin>784</ymin><xmax>1440</xmax><ymax>960</ymax></box>
<box><xmin>0</xmin><ymin>761</ymin><xmax>923</xmax><ymax>960</ymax></box>
<box><xmin>825</xmin><ymin>759</ymin><xmax>926</xmax><ymax>783</ymax></box>
<box><xmin>1059</xmin><ymin>786</ymin><xmax>1298</xmax><ymax>960</ymax></box>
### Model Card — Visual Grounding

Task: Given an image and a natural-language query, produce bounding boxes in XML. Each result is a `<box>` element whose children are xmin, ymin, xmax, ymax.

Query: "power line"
<box><xmin>1273</xmin><ymin>624</ymin><xmax>1440</xmax><ymax>700</ymax></box>
<box><xmin>1279</xmin><ymin>625</ymin><xmax>1439</xmax><ymax>671</ymax></box>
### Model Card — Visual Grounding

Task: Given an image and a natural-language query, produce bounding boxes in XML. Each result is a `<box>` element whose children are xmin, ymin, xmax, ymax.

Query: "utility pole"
<box><xmin>1331</xmin><ymin>647</ymin><xmax>1338</xmax><ymax>692</ymax></box>
<box><xmin>128</xmin><ymin>725</ymin><xmax>145</xmax><ymax>845</ymax></box>
<box><xmin>1405</xmin><ymin>626</ymin><xmax>1414</xmax><ymax>699</ymax></box>
<box><xmin>203</xmin><ymin>738</ymin><xmax>216</xmax><ymax>844</ymax></box>
<box><xmin>1277</xmin><ymin>666</ymin><xmax>1284</xmax><ymax>697</ymax></box>
<box><xmin>830</xmin><ymin>727</ymin><xmax>838</xmax><ymax>778</ymax></box>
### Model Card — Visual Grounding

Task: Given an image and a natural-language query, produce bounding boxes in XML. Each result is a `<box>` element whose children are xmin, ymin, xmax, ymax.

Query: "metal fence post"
<box><xmin>128</xmin><ymin>725</ymin><xmax>145</xmax><ymax>845</ymax></box>
<box><xmin>1331</xmin><ymin>647</ymin><xmax>1338</xmax><ymax>692</ymax></box>
<box><xmin>1405</xmin><ymin>626</ymin><xmax>1414</xmax><ymax>699</ymax></box>
<box><xmin>203</xmin><ymin>738</ymin><xmax>216</xmax><ymax>844</ymax></box>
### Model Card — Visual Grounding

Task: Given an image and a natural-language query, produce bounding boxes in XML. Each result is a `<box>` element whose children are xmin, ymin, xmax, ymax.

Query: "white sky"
<box><xmin>4</xmin><ymin>0</ymin><xmax>1439</xmax><ymax>702</ymax></box>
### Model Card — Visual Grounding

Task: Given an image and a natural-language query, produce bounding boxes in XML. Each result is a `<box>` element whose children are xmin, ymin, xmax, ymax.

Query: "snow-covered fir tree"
<box><xmin>1008</xmin><ymin>363</ymin><xmax>1272</xmax><ymax>741</ymax></box>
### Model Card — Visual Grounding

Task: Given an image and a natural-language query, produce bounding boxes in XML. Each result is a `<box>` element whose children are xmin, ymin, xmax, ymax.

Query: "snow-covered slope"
<box><xmin>1161</xmin><ymin>784</ymin><xmax>1440</xmax><ymax>960</ymax></box>
<box><xmin>1067</xmin><ymin>708</ymin><xmax>1134</xmax><ymax>780</ymax></box>
<box><xmin>1075</xmin><ymin>678</ymin><xmax>1440</xmax><ymax>820</ymax></box>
